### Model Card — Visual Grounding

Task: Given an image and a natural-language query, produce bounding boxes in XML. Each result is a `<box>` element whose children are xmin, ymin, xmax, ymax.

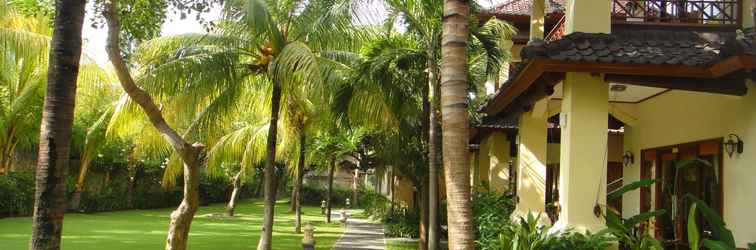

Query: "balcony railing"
<box><xmin>611</xmin><ymin>0</ymin><xmax>742</xmax><ymax>26</ymax></box>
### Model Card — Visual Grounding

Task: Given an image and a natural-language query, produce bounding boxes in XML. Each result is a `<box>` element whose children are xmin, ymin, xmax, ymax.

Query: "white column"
<box><xmin>530</xmin><ymin>0</ymin><xmax>545</xmax><ymax>41</ymax></box>
<box><xmin>513</xmin><ymin>110</ymin><xmax>548</xmax><ymax>222</ymax></box>
<box><xmin>565</xmin><ymin>0</ymin><xmax>611</xmax><ymax>34</ymax></box>
<box><xmin>555</xmin><ymin>73</ymin><xmax>609</xmax><ymax>232</ymax></box>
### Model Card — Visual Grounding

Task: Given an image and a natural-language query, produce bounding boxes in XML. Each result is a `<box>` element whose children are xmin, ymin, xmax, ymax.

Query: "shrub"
<box><xmin>472</xmin><ymin>183</ymin><xmax>515</xmax><ymax>250</ymax></box>
<box><xmin>0</xmin><ymin>172</ymin><xmax>35</xmax><ymax>217</ymax></box>
<box><xmin>360</xmin><ymin>189</ymin><xmax>392</xmax><ymax>220</ymax></box>
<box><xmin>299</xmin><ymin>184</ymin><xmax>357</xmax><ymax>208</ymax></box>
<box><xmin>497</xmin><ymin>212</ymin><xmax>615</xmax><ymax>250</ymax></box>
<box><xmin>384</xmin><ymin>210</ymin><xmax>420</xmax><ymax>238</ymax></box>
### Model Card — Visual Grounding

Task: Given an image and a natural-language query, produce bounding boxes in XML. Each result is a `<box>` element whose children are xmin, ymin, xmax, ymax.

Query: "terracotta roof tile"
<box><xmin>489</xmin><ymin>0</ymin><xmax>565</xmax><ymax>16</ymax></box>
<box><xmin>521</xmin><ymin>30</ymin><xmax>733</xmax><ymax>67</ymax></box>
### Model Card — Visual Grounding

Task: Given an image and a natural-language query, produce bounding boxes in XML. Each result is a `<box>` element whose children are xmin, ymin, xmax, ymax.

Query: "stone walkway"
<box><xmin>332</xmin><ymin>211</ymin><xmax>386</xmax><ymax>250</ymax></box>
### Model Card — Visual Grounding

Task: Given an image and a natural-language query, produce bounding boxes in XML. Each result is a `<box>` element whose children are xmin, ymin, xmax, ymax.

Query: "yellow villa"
<box><xmin>473</xmin><ymin>0</ymin><xmax>756</xmax><ymax>248</ymax></box>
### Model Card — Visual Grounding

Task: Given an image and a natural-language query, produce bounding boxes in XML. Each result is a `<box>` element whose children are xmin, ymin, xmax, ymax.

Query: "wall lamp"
<box><xmin>623</xmin><ymin>151</ymin><xmax>634</xmax><ymax>167</ymax></box>
<box><xmin>724</xmin><ymin>134</ymin><xmax>744</xmax><ymax>158</ymax></box>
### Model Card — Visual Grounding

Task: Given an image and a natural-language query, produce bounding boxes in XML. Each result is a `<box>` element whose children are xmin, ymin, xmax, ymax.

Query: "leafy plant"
<box><xmin>605</xmin><ymin>179</ymin><xmax>665</xmax><ymax>250</ymax></box>
<box><xmin>685</xmin><ymin>194</ymin><xmax>737</xmax><ymax>250</ymax></box>
<box><xmin>473</xmin><ymin>183</ymin><xmax>515</xmax><ymax>250</ymax></box>
<box><xmin>497</xmin><ymin>212</ymin><xmax>615</xmax><ymax>250</ymax></box>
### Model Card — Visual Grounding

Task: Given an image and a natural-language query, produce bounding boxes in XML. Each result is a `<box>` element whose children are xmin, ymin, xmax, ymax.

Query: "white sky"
<box><xmin>82</xmin><ymin>0</ymin><xmax>504</xmax><ymax>65</ymax></box>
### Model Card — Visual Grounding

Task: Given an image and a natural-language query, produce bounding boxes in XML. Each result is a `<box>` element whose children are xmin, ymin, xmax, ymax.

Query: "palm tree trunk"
<box><xmin>326</xmin><ymin>158</ymin><xmax>336</xmax><ymax>223</ymax></box>
<box><xmin>69</xmin><ymin>159</ymin><xmax>92</xmax><ymax>210</ymax></box>
<box><xmin>289</xmin><ymin>178</ymin><xmax>297</xmax><ymax>212</ymax></box>
<box><xmin>441</xmin><ymin>0</ymin><xmax>474</xmax><ymax>248</ymax></box>
<box><xmin>226</xmin><ymin>171</ymin><xmax>243</xmax><ymax>217</ymax></box>
<box><xmin>104</xmin><ymin>1</ymin><xmax>204</xmax><ymax>249</ymax></box>
<box><xmin>427</xmin><ymin>48</ymin><xmax>442</xmax><ymax>250</ymax></box>
<box><xmin>29</xmin><ymin>1</ymin><xmax>86</xmax><ymax>249</ymax></box>
<box><xmin>419</xmin><ymin>178</ymin><xmax>430</xmax><ymax>250</ymax></box>
<box><xmin>295</xmin><ymin>132</ymin><xmax>306</xmax><ymax>233</ymax></box>
<box><xmin>256</xmin><ymin>79</ymin><xmax>282</xmax><ymax>250</ymax></box>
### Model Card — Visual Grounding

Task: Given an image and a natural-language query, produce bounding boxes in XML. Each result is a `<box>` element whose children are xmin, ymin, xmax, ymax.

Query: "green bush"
<box><xmin>473</xmin><ymin>183</ymin><xmax>515</xmax><ymax>250</ymax></box>
<box><xmin>0</xmin><ymin>172</ymin><xmax>35</xmax><ymax>217</ymax></box>
<box><xmin>384</xmin><ymin>210</ymin><xmax>420</xmax><ymax>238</ymax></box>
<box><xmin>360</xmin><ymin>189</ymin><xmax>392</xmax><ymax>220</ymax></box>
<box><xmin>496</xmin><ymin>212</ymin><xmax>615</xmax><ymax>250</ymax></box>
<box><xmin>300</xmin><ymin>184</ymin><xmax>359</xmax><ymax>208</ymax></box>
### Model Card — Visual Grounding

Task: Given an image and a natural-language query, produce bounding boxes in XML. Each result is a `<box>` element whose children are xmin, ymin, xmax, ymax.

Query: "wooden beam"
<box><xmin>604</xmin><ymin>74</ymin><xmax>749</xmax><ymax>96</ymax></box>
<box><xmin>540</xmin><ymin>59</ymin><xmax>712</xmax><ymax>78</ymax></box>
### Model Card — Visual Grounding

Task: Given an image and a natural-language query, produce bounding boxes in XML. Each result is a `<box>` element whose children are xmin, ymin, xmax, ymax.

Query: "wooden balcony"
<box><xmin>611</xmin><ymin>0</ymin><xmax>742</xmax><ymax>28</ymax></box>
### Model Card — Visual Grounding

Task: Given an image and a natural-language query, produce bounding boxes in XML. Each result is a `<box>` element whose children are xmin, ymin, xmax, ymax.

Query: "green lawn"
<box><xmin>0</xmin><ymin>199</ymin><xmax>344</xmax><ymax>250</ymax></box>
<box><xmin>386</xmin><ymin>239</ymin><xmax>419</xmax><ymax>250</ymax></box>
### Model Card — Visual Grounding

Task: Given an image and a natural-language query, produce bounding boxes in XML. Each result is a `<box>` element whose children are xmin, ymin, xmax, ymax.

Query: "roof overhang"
<box><xmin>483</xmin><ymin>55</ymin><xmax>756</xmax><ymax>117</ymax></box>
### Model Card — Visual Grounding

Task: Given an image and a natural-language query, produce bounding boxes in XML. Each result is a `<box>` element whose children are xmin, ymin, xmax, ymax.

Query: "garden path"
<box><xmin>332</xmin><ymin>211</ymin><xmax>386</xmax><ymax>250</ymax></box>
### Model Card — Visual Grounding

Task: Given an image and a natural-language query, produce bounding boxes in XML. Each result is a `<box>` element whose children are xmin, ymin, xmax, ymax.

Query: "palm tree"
<box><xmin>221</xmin><ymin>1</ymin><xmax>364</xmax><ymax>248</ymax></box>
<box><xmin>441</xmin><ymin>0</ymin><xmax>474</xmax><ymax>248</ymax></box>
<box><xmin>335</xmin><ymin>3</ymin><xmax>513</xmax><ymax>247</ymax></box>
<box><xmin>311</xmin><ymin>128</ymin><xmax>367</xmax><ymax>223</ymax></box>
<box><xmin>24</xmin><ymin>0</ymin><xmax>86</xmax><ymax>248</ymax></box>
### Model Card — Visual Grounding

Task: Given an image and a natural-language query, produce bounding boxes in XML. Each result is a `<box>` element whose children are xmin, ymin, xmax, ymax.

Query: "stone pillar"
<box><xmin>488</xmin><ymin>132</ymin><xmax>511</xmax><ymax>194</ymax></box>
<box><xmin>530</xmin><ymin>0</ymin><xmax>545</xmax><ymax>41</ymax></box>
<box><xmin>555</xmin><ymin>73</ymin><xmax>609</xmax><ymax>232</ymax></box>
<box><xmin>513</xmin><ymin>111</ymin><xmax>548</xmax><ymax>221</ymax></box>
<box><xmin>565</xmin><ymin>0</ymin><xmax>611</xmax><ymax>34</ymax></box>
<box><xmin>744</xmin><ymin>0</ymin><xmax>755</xmax><ymax>28</ymax></box>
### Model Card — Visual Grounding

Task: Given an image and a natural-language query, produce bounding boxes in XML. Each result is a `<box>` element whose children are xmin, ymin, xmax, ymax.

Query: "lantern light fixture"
<box><xmin>724</xmin><ymin>134</ymin><xmax>744</xmax><ymax>158</ymax></box>
<box><xmin>623</xmin><ymin>151</ymin><xmax>634</xmax><ymax>167</ymax></box>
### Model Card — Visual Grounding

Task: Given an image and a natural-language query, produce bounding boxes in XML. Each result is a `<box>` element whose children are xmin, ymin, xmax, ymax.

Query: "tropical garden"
<box><xmin>1</xmin><ymin>0</ymin><xmax>753</xmax><ymax>250</ymax></box>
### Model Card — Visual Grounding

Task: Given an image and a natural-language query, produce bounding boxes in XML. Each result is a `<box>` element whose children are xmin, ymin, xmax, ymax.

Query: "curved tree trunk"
<box><xmin>256</xmin><ymin>79</ymin><xmax>282</xmax><ymax>250</ymax></box>
<box><xmin>441</xmin><ymin>0</ymin><xmax>474</xmax><ymax>248</ymax></box>
<box><xmin>294</xmin><ymin>132</ymin><xmax>306</xmax><ymax>233</ymax></box>
<box><xmin>326</xmin><ymin>158</ymin><xmax>335</xmax><ymax>223</ymax></box>
<box><xmin>226</xmin><ymin>171</ymin><xmax>243</xmax><ymax>217</ymax></box>
<box><xmin>427</xmin><ymin>47</ymin><xmax>442</xmax><ymax>250</ymax></box>
<box><xmin>29</xmin><ymin>1</ymin><xmax>86</xmax><ymax>249</ymax></box>
<box><xmin>165</xmin><ymin>158</ymin><xmax>201</xmax><ymax>250</ymax></box>
<box><xmin>104</xmin><ymin>1</ymin><xmax>204</xmax><ymax>249</ymax></box>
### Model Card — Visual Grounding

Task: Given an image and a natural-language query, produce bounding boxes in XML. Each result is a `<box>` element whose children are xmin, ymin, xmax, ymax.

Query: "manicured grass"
<box><xmin>0</xmin><ymin>199</ymin><xmax>344</xmax><ymax>250</ymax></box>
<box><xmin>386</xmin><ymin>239</ymin><xmax>419</xmax><ymax>250</ymax></box>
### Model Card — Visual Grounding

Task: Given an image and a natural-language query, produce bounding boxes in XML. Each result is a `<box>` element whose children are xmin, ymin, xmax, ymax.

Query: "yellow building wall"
<box><xmin>622</xmin><ymin>82</ymin><xmax>756</xmax><ymax>247</ymax></box>
<box><xmin>393</xmin><ymin>175</ymin><xmax>415</xmax><ymax>209</ymax></box>
<box><xmin>488</xmin><ymin>132</ymin><xmax>511</xmax><ymax>193</ymax></box>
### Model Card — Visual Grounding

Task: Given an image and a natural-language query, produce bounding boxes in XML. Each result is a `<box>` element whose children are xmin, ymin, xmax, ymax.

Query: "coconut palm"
<box><xmin>441</xmin><ymin>0</ymin><xmax>473</xmax><ymax>248</ymax></box>
<box><xmin>334</xmin><ymin>3</ymin><xmax>514</xmax><ymax>246</ymax></box>
<box><xmin>311</xmin><ymin>127</ymin><xmax>367</xmax><ymax>223</ymax></box>
<box><xmin>220</xmin><ymin>1</ymin><xmax>366</xmax><ymax>248</ymax></box>
<box><xmin>21</xmin><ymin>0</ymin><xmax>87</xmax><ymax>248</ymax></box>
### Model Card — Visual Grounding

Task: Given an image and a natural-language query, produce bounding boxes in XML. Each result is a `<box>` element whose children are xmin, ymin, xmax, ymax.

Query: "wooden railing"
<box><xmin>545</xmin><ymin>14</ymin><xmax>566</xmax><ymax>43</ymax></box>
<box><xmin>611</xmin><ymin>0</ymin><xmax>742</xmax><ymax>26</ymax></box>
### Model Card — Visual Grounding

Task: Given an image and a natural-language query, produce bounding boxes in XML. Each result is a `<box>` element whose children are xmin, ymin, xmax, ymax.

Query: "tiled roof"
<box><xmin>522</xmin><ymin>30</ymin><xmax>733</xmax><ymax>67</ymax></box>
<box><xmin>476</xmin><ymin>115</ymin><xmax>518</xmax><ymax>130</ymax></box>
<box><xmin>489</xmin><ymin>0</ymin><xmax>565</xmax><ymax>16</ymax></box>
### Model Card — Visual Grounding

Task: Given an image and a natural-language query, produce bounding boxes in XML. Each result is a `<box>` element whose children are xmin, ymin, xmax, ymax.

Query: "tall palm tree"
<box><xmin>311</xmin><ymin>128</ymin><xmax>367</xmax><ymax>223</ymax></box>
<box><xmin>336</xmin><ymin>3</ymin><xmax>513</xmax><ymax>247</ymax></box>
<box><xmin>25</xmin><ymin>0</ymin><xmax>86</xmax><ymax>249</ymax></box>
<box><xmin>221</xmin><ymin>1</ymin><xmax>364</xmax><ymax>248</ymax></box>
<box><xmin>441</xmin><ymin>0</ymin><xmax>473</xmax><ymax>248</ymax></box>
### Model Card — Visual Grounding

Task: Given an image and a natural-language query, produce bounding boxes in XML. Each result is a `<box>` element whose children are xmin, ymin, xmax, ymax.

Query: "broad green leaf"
<box><xmin>608</xmin><ymin>179</ymin><xmax>656</xmax><ymax>201</ymax></box>
<box><xmin>688</xmin><ymin>203</ymin><xmax>700</xmax><ymax>250</ymax></box>
<box><xmin>686</xmin><ymin>194</ymin><xmax>736</xmax><ymax>247</ymax></box>
<box><xmin>624</xmin><ymin>209</ymin><xmax>666</xmax><ymax>229</ymax></box>
<box><xmin>702</xmin><ymin>239</ymin><xmax>736</xmax><ymax>250</ymax></box>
